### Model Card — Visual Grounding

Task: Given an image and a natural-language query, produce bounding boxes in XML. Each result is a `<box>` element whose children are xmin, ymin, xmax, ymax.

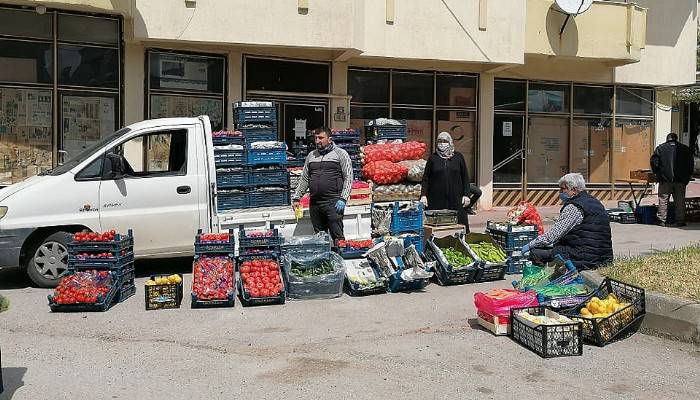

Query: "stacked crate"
<box><xmin>389</xmin><ymin>201</ymin><xmax>425</xmax><ymax>252</ymax></box>
<box><xmin>237</xmin><ymin>225</ymin><xmax>286</xmax><ymax>306</ymax></box>
<box><xmin>66</xmin><ymin>230</ymin><xmax>135</xmax><ymax>304</ymax></box>
<box><xmin>331</xmin><ymin>128</ymin><xmax>363</xmax><ymax>180</ymax></box>
<box><xmin>192</xmin><ymin>230</ymin><xmax>236</xmax><ymax>308</ymax></box>
<box><xmin>364</xmin><ymin>119</ymin><xmax>408</xmax><ymax>143</ymax></box>
<box><xmin>485</xmin><ymin>221</ymin><xmax>539</xmax><ymax>274</ymax></box>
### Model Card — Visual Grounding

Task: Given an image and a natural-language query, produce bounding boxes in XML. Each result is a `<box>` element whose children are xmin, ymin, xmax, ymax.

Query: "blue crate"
<box><xmin>486</xmin><ymin>221</ymin><xmax>539</xmax><ymax>251</ymax></box>
<box><xmin>387</xmin><ymin>271</ymin><xmax>429</xmax><ymax>293</ymax></box>
<box><xmin>248</xmin><ymin>190</ymin><xmax>290</xmax><ymax>207</ymax></box>
<box><xmin>635</xmin><ymin>205</ymin><xmax>658</xmax><ymax>225</ymax></box>
<box><xmin>194</xmin><ymin>229</ymin><xmax>235</xmax><ymax>254</ymax></box>
<box><xmin>336</xmin><ymin>143</ymin><xmax>361</xmax><ymax>153</ymax></box>
<box><xmin>48</xmin><ymin>271</ymin><xmax>119</xmax><ymax>312</ymax></box>
<box><xmin>241</xmin><ymin>127</ymin><xmax>278</xmax><ymax>144</ymax></box>
<box><xmin>402</xmin><ymin>231</ymin><xmax>424</xmax><ymax>253</ymax></box>
<box><xmin>365</xmin><ymin>120</ymin><xmax>408</xmax><ymax>141</ymax></box>
<box><xmin>390</xmin><ymin>202</ymin><xmax>424</xmax><ymax>234</ymax></box>
<box><xmin>233</xmin><ymin>104</ymin><xmax>277</xmax><ymax>125</ymax></box>
<box><xmin>214</xmin><ymin>148</ymin><xmax>246</xmax><ymax>167</ymax></box>
<box><xmin>216</xmin><ymin>169</ymin><xmax>249</xmax><ymax>188</ymax></box>
<box><xmin>68</xmin><ymin>251</ymin><xmax>134</xmax><ymax>269</ymax></box>
<box><xmin>212</xmin><ymin>135</ymin><xmax>244</xmax><ymax>146</ymax></box>
<box><xmin>247</xmin><ymin>147</ymin><xmax>287</xmax><ymax>166</ymax></box>
<box><xmin>336</xmin><ymin>247</ymin><xmax>368</xmax><ymax>259</ymax></box>
<box><xmin>217</xmin><ymin>191</ymin><xmax>249</xmax><ymax>211</ymax></box>
<box><xmin>250</xmin><ymin>168</ymin><xmax>288</xmax><ymax>186</ymax></box>
<box><xmin>67</xmin><ymin>230</ymin><xmax>134</xmax><ymax>254</ymax></box>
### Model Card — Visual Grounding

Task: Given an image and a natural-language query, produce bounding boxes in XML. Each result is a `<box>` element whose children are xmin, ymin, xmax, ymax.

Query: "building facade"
<box><xmin>0</xmin><ymin>0</ymin><xmax>696</xmax><ymax>207</ymax></box>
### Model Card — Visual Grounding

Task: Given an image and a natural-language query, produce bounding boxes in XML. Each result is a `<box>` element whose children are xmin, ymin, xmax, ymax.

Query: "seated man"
<box><xmin>521</xmin><ymin>173</ymin><xmax>613</xmax><ymax>271</ymax></box>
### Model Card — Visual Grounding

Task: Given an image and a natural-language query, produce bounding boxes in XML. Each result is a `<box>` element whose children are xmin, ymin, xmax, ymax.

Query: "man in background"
<box><xmin>650</xmin><ymin>133</ymin><xmax>694</xmax><ymax>227</ymax></box>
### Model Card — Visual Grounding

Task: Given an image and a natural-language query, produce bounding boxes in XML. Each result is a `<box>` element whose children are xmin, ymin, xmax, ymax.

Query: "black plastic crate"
<box><xmin>145</xmin><ymin>274</ymin><xmax>184</xmax><ymax>310</ymax></box>
<box><xmin>250</xmin><ymin>168</ymin><xmax>289</xmax><ymax>186</ymax></box>
<box><xmin>424</xmin><ymin>236</ymin><xmax>479</xmax><ymax>286</ymax></box>
<box><xmin>114</xmin><ymin>281</ymin><xmax>136</xmax><ymax>303</ymax></box>
<box><xmin>387</xmin><ymin>271</ymin><xmax>429</xmax><ymax>293</ymax></box>
<box><xmin>68</xmin><ymin>252</ymin><xmax>134</xmax><ymax>269</ymax></box>
<box><xmin>473</xmin><ymin>264</ymin><xmax>507</xmax><ymax>283</ymax></box>
<box><xmin>330</xmin><ymin>128</ymin><xmax>360</xmax><ymax>143</ymax></box>
<box><xmin>67</xmin><ymin>230</ymin><xmax>134</xmax><ymax>254</ymax></box>
<box><xmin>216</xmin><ymin>169</ymin><xmax>249</xmax><ymax>188</ymax></box>
<box><xmin>345</xmin><ymin>267</ymin><xmax>388</xmax><ymax>296</ymax></box>
<box><xmin>212</xmin><ymin>134</ymin><xmax>244</xmax><ymax>146</ymax></box>
<box><xmin>506</xmin><ymin>250</ymin><xmax>529</xmax><ymax>275</ymax></box>
<box><xmin>510</xmin><ymin>306</ymin><xmax>583</xmax><ymax>358</ymax></box>
<box><xmin>610</xmin><ymin>212</ymin><xmax>637</xmax><ymax>224</ymax></box>
<box><xmin>424</xmin><ymin>210</ymin><xmax>458</xmax><ymax>226</ymax></box>
<box><xmin>48</xmin><ymin>272</ymin><xmax>119</xmax><ymax>312</ymax></box>
<box><xmin>237</xmin><ymin>256</ymin><xmax>285</xmax><ymax>307</ymax></box>
<box><xmin>486</xmin><ymin>221</ymin><xmax>539</xmax><ymax>251</ymax></box>
<box><xmin>194</xmin><ymin>229</ymin><xmax>235</xmax><ymax>255</ymax></box>
<box><xmin>233</xmin><ymin>104</ymin><xmax>277</xmax><ymax>125</ymax></box>
<box><xmin>68</xmin><ymin>261</ymin><xmax>135</xmax><ymax>281</ymax></box>
<box><xmin>213</xmin><ymin>148</ymin><xmax>246</xmax><ymax>167</ymax></box>
<box><xmin>191</xmin><ymin>292</ymin><xmax>236</xmax><ymax>308</ymax></box>
<box><xmin>365</xmin><ymin>120</ymin><xmax>407</xmax><ymax>140</ymax></box>
<box><xmin>217</xmin><ymin>191</ymin><xmax>249</xmax><ymax>210</ymax></box>
<box><xmin>240</xmin><ymin>127</ymin><xmax>278</xmax><ymax>144</ymax></box>
<box><xmin>562</xmin><ymin>278</ymin><xmax>646</xmax><ymax>346</ymax></box>
<box><xmin>238</xmin><ymin>225</ymin><xmax>282</xmax><ymax>249</ymax></box>
<box><xmin>336</xmin><ymin>246</ymin><xmax>368</xmax><ymax>259</ymax></box>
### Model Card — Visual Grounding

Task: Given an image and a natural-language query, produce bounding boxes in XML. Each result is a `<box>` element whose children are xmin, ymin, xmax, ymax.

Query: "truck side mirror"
<box><xmin>106</xmin><ymin>153</ymin><xmax>126</xmax><ymax>180</ymax></box>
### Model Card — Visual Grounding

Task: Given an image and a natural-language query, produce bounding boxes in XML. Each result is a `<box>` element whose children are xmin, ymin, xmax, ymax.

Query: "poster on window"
<box><xmin>0</xmin><ymin>87</ymin><xmax>53</xmax><ymax>184</ymax></box>
<box><xmin>159</xmin><ymin>55</ymin><xmax>208</xmax><ymax>91</ymax></box>
<box><xmin>150</xmin><ymin>95</ymin><xmax>223</xmax><ymax>130</ymax></box>
<box><xmin>62</xmin><ymin>95</ymin><xmax>115</xmax><ymax>142</ymax></box>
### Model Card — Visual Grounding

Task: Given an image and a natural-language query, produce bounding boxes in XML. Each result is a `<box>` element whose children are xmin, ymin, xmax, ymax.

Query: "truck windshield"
<box><xmin>46</xmin><ymin>128</ymin><xmax>131</xmax><ymax>176</ymax></box>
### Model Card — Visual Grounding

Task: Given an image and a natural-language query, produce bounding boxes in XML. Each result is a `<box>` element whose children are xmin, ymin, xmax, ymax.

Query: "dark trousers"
<box><xmin>528</xmin><ymin>247</ymin><xmax>556</xmax><ymax>266</ymax></box>
<box><xmin>658</xmin><ymin>182</ymin><xmax>687</xmax><ymax>224</ymax></box>
<box><xmin>468</xmin><ymin>184</ymin><xmax>482</xmax><ymax>209</ymax></box>
<box><xmin>309</xmin><ymin>200</ymin><xmax>345</xmax><ymax>241</ymax></box>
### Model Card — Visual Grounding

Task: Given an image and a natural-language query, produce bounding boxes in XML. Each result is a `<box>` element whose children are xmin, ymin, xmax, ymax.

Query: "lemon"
<box><xmin>145</xmin><ymin>280</ymin><xmax>156</xmax><ymax>286</ymax></box>
<box><xmin>580</xmin><ymin>308</ymin><xmax>592</xmax><ymax>317</ymax></box>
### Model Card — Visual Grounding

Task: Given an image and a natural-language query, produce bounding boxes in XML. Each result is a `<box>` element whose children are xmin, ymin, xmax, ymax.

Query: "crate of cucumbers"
<box><xmin>424</xmin><ymin>235</ymin><xmax>480</xmax><ymax>286</ymax></box>
<box><xmin>460</xmin><ymin>233</ymin><xmax>508</xmax><ymax>283</ymax></box>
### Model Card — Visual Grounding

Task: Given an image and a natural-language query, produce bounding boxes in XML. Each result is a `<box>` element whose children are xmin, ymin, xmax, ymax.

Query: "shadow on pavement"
<box><xmin>134</xmin><ymin>257</ymin><xmax>193</xmax><ymax>278</ymax></box>
<box><xmin>0</xmin><ymin>366</ymin><xmax>27</xmax><ymax>400</ymax></box>
<box><xmin>0</xmin><ymin>269</ymin><xmax>31</xmax><ymax>290</ymax></box>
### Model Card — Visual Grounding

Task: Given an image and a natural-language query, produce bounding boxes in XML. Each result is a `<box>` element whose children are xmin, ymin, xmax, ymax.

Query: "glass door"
<box><xmin>493</xmin><ymin>114</ymin><xmax>525</xmax><ymax>192</ymax></box>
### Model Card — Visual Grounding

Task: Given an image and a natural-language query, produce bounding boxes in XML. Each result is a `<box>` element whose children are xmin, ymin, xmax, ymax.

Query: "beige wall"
<box><xmin>655</xmin><ymin>90</ymin><xmax>674</xmax><ymax>148</ymax></box>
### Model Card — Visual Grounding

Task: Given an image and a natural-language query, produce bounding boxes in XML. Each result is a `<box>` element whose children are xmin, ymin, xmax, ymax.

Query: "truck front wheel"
<box><xmin>26</xmin><ymin>231</ymin><xmax>70</xmax><ymax>288</ymax></box>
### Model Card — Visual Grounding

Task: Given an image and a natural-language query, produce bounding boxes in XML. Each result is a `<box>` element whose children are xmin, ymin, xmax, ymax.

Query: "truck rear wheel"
<box><xmin>26</xmin><ymin>231</ymin><xmax>70</xmax><ymax>288</ymax></box>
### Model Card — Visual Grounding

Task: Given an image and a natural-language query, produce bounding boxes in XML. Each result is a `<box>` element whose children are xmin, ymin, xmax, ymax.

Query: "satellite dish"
<box><xmin>555</xmin><ymin>0</ymin><xmax>593</xmax><ymax>15</ymax></box>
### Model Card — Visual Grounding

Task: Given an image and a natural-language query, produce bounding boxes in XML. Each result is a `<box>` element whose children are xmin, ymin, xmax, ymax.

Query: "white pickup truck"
<box><xmin>0</xmin><ymin>116</ymin><xmax>371</xmax><ymax>287</ymax></box>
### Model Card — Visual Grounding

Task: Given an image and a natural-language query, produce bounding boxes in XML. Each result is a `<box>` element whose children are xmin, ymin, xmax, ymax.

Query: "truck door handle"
<box><xmin>177</xmin><ymin>185</ymin><xmax>191</xmax><ymax>194</ymax></box>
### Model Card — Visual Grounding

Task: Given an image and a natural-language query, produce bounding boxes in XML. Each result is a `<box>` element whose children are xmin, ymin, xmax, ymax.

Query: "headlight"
<box><xmin>0</xmin><ymin>206</ymin><xmax>7</xmax><ymax>220</ymax></box>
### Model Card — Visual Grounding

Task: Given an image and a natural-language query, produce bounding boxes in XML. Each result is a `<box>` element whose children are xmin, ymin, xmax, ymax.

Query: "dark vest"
<box><xmin>554</xmin><ymin>191</ymin><xmax>613</xmax><ymax>270</ymax></box>
<box><xmin>307</xmin><ymin>145</ymin><xmax>344</xmax><ymax>203</ymax></box>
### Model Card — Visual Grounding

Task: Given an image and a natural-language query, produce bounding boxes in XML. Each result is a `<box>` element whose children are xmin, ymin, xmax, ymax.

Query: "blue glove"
<box><xmin>521</xmin><ymin>244</ymin><xmax>530</xmax><ymax>255</ymax></box>
<box><xmin>335</xmin><ymin>199</ymin><xmax>346</xmax><ymax>214</ymax></box>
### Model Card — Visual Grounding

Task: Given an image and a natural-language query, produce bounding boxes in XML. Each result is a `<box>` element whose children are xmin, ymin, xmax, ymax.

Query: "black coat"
<box><xmin>650</xmin><ymin>140</ymin><xmax>694</xmax><ymax>185</ymax></box>
<box><xmin>421</xmin><ymin>152</ymin><xmax>471</xmax><ymax>227</ymax></box>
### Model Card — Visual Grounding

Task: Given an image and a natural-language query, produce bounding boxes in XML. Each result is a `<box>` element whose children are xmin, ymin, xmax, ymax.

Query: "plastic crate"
<box><xmin>330</xmin><ymin>129</ymin><xmax>360</xmax><ymax>142</ymax></box>
<box><xmin>402</xmin><ymin>231</ymin><xmax>424</xmax><ymax>253</ymax></box>
<box><xmin>194</xmin><ymin>229</ymin><xmax>235</xmax><ymax>254</ymax></box>
<box><xmin>233</xmin><ymin>105</ymin><xmax>277</xmax><ymax>125</ymax></box>
<box><xmin>239</xmin><ymin>225</ymin><xmax>282</xmax><ymax>249</ymax></box>
<box><xmin>248</xmin><ymin>190</ymin><xmax>290</xmax><ymax>208</ymax></box>
<box><xmin>250</xmin><ymin>168</ymin><xmax>289</xmax><ymax>186</ymax></box>
<box><xmin>67</xmin><ymin>230</ymin><xmax>134</xmax><ymax>254</ymax></box>
<box><xmin>191</xmin><ymin>292</ymin><xmax>236</xmax><ymax>308</ymax></box>
<box><xmin>145</xmin><ymin>275</ymin><xmax>184</xmax><ymax>310</ymax></box>
<box><xmin>506</xmin><ymin>250</ymin><xmax>529</xmax><ymax>274</ymax></box>
<box><xmin>217</xmin><ymin>191</ymin><xmax>249</xmax><ymax>211</ymax></box>
<box><xmin>114</xmin><ymin>281</ymin><xmax>136</xmax><ymax>303</ymax></box>
<box><xmin>336</xmin><ymin>143</ymin><xmax>361</xmax><ymax>153</ymax></box>
<box><xmin>461</xmin><ymin>233</ymin><xmax>508</xmax><ymax>267</ymax></box>
<box><xmin>635</xmin><ymin>205</ymin><xmax>658</xmax><ymax>225</ymax></box>
<box><xmin>216</xmin><ymin>170</ymin><xmax>249</xmax><ymax>188</ymax></box>
<box><xmin>424</xmin><ymin>236</ymin><xmax>480</xmax><ymax>286</ymax></box>
<box><xmin>48</xmin><ymin>272</ymin><xmax>119</xmax><ymax>312</ymax></box>
<box><xmin>365</xmin><ymin>120</ymin><xmax>407</xmax><ymax>141</ymax></box>
<box><xmin>345</xmin><ymin>262</ymin><xmax>388</xmax><ymax>296</ymax></box>
<box><xmin>247</xmin><ymin>147</ymin><xmax>287</xmax><ymax>166</ymax></box>
<box><xmin>390</xmin><ymin>202</ymin><xmax>424</xmax><ymax>234</ymax></box>
<box><xmin>68</xmin><ymin>251</ymin><xmax>134</xmax><ymax>269</ymax></box>
<box><xmin>240</xmin><ymin>127</ymin><xmax>278</xmax><ymax>144</ymax></box>
<box><xmin>563</xmin><ymin>278</ymin><xmax>646</xmax><ymax>346</ymax></box>
<box><xmin>510</xmin><ymin>306</ymin><xmax>583</xmax><ymax>358</ymax></box>
<box><xmin>686</xmin><ymin>197</ymin><xmax>700</xmax><ymax>222</ymax></box>
<box><xmin>284</xmin><ymin>253</ymin><xmax>345</xmax><ymax>300</ymax></box>
<box><xmin>424</xmin><ymin>210</ymin><xmax>458</xmax><ymax>226</ymax></box>
<box><xmin>610</xmin><ymin>212</ymin><xmax>637</xmax><ymax>224</ymax></box>
<box><xmin>473</xmin><ymin>264</ymin><xmax>507</xmax><ymax>283</ymax></box>
<box><xmin>387</xmin><ymin>271</ymin><xmax>429</xmax><ymax>293</ymax></box>
<box><xmin>212</xmin><ymin>135</ymin><xmax>244</xmax><ymax>146</ymax></box>
<box><xmin>336</xmin><ymin>246</ymin><xmax>368</xmax><ymax>259</ymax></box>
<box><xmin>486</xmin><ymin>221</ymin><xmax>539</xmax><ymax>251</ymax></box>
<box><xmin>236</xmin><ymin>255</ymin><xmax>286</xmax><ymax>306</ymax></box>
<box><xmin>69</xmin><ymin>262</ymin><xmax>135</xmax><ymax>283</ymax></box>
<box><xmin>214</xmin><ymin>148</ymin><xmax>246</xmax><ymax>167</ymax></box>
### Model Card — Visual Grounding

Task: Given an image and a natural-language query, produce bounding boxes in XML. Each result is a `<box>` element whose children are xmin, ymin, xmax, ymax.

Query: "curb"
<box><xmin>581</xmin><ymin>271</ymin><xmax>700</xmax><ymax>344</ymax></box>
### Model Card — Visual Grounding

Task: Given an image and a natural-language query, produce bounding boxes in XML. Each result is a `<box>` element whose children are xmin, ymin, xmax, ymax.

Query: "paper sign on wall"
<box><xmin>503</xmin><ymin>121</ymin><xmax>513</xmax><ymax>137</ymax></box>
<box><xmin>294</xmin><ymin>118</ymin><xmax>307</xmax><ymax>139</ymax></box>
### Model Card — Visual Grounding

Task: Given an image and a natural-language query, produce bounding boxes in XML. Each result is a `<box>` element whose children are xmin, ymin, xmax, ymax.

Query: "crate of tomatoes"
<box><xmin>191</xmin><ymin>255</ymin><xmax>236</xmax><ymax>308</ymax></box>
<box><xmin>335</xmin><ymin>239</ymin><xmax>373</xmax><ymax>259</ymax></box>
<box><xmin>194</xmin><ymin>229</ymin><xmax>235</xmax><ymax>255</ymax></box>
<box><xmin>238</xmin><ymin>225</ymin><xmax>282</xmax><ymax>249</ymax></box>
<box><xmin>237</xmin><ymin>256</ymin><xmax>286</xmax><ymax>306</ymax></box>
<box><xmin>68</xmin><ymin>230</ymin><xmax>133</xmax><ymax>254</ymax></box>
<box><xmin>48</xmin><ymin>270</ymin><xmax>118</xmax><ymax>312</ymax></box>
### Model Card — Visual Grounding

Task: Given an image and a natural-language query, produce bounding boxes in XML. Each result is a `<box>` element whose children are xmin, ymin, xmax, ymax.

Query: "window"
<box><xmin>613</xmin><ymin>119</ymin><xmax>653</xmax><ymax>181</ymax></box>
<box><xmin>246</xmin><ymin>57</ymin><xmax>328</xmax><ymax>94</ymax></box>
<box><xmin>527</xmin><ymin>117</ymin><xmax>570</xmax><ymax>183</ymax></box>
<box><xmin>60</xmin><ymin>92</ymin><xmax>118</xmax><ymax>159</ymax></box>
<box><xmin>0</xmin><ymin>9</ymin><xmax>52</xmax><ymax>39</ymax></box>
<box><xmin>437</xmin><ymin>74</ymin><xmax>477</xmax><ymax>107</ymax></box>
<box><xmin>528</xmin><ymin>83</ymin><xmax>569</xmax><ymax>113</ymax></box>
<box><xmin>616</xmin><ymin>87</ymin><xmax>654</xmax><ymax>116</ymax></box>
<box><xmin>393</xmin><ymin>108</ymin><xmax>433</xmax><ymax>152</ymax></box>
<box><xmin>571</xmin><ymin>119</ymin><xmax>611</xmax><ymax>183</ymax></box>
<box><xmin>0</xmin><ymin>40</ymin><xmax>53</xmax><ymax>84</ymax></box>
<box><xmin>349</xmin><ymin>106</ymin><xmax>389</xmax><ymax>143</ymax></box>
<box><xmin>495</xmin><ymin>80</ymin><xmax>526</xmax><ymax>111</ymax></box>
<box><xmin>574</xmin><ymin>86</ymin><xmax>613</xmax><ymax>115</ymax></box>
<box><xmin>392</xmin><ymin>72</ymin><xmax>433</xmax><ymax>105</ymax></box>
<box><xmin>75</xmin><ymin>155</ymin><xmax>104</xmax><ymax>180</ymax></box>
<box><xmin>58</xmin><ymin>45</ymin><xmax>118</xmax><ymax>88</ymax></box>
<box><xmin>348</xmin><ymin>70</ymin><xmax>389</xmax><ymax>104</ymax></box>
<box><xmin>150</xmin><ymin>95</ymin><xmax>223</xmax><ymax>131</ymax></box>
<box><xmin>493</xmin><ymin>115</ymin><xmax>524</xmax><ymax>183</ymax></box>
<box><xmin>58</xmin><ymin>14</ymin><xmax>119</xmax><ymax>44</ymax></box>
<box><xmin>114</xmin><ymin>130</ymin><xmax>187</xmax><ymax>176</ymax></box>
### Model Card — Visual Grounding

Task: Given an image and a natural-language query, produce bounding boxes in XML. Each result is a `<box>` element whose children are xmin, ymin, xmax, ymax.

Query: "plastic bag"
<box><xmin>403</xmin><ymin>245</ymin><xmax>424</xmax><ymax>269</ymax></box>
<box><xmin>506</xmin><ymin>202</ymin><xmax>545</xmax><ymax>235</ymax></box>
<box><xmin>384</xmin><ymin>237</ymin><xmax>405</xmax><ymax>257</ymax></box>
<box><xmin>372</xmin><ymin>183</ymin><xmax>422</xmax><ymax>202</ymax></box>
<box><xmin>372</xmin><ymin>205</ymin><xmax>392</xmax><ymax>236</ymax></box>
<box><xmin>474</xmin><ymin>288</ymin><xmax>539</xmax><ymax>317</ymax></box>
<box><xmin>366</xmin><ymin>242</ymin><xmax>395</xmax><ymax>277</ymax></box>
<box><xmin>345</xmin><ymin>259</ymin><xmax>387</xmax><ymax>291</ymax></box>
<box><xmin>363</xmin><ymin>160</ymin><xmax>408</xmax><ymax>184</ymax></box>
<box><xmin>398</xmin><ymin>159</ymin><xmax>427</xmax><ymax>182</ymax></box>
<box><xmin>284</xmin><ymin>251</ymin><xmax>345</xmax><ymax>300</ymax></box>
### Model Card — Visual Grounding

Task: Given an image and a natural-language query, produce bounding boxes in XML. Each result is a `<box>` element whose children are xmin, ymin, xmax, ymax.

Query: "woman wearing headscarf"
<box><xmin>420</xmin><ymin>132</ymin><xmax>472</xmax><ymax>231</ymax></box>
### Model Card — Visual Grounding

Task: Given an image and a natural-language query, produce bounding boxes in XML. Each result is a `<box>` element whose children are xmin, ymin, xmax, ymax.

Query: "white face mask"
<box><xmin>437</xmin><ymin>143</ymin><xmax>450</xmax><ymax>152</ymax></box>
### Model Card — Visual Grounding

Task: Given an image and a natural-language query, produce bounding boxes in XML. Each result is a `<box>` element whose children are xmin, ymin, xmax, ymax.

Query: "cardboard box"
<box><xmin>630</xmin><ymin>169</ymin><xmax>656</xmax><ymax>182</ymax></box>
<box><xmin>527</xmin><ymin>117</ymin><xmax>569</xmax><ymax>183</ymax></box>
